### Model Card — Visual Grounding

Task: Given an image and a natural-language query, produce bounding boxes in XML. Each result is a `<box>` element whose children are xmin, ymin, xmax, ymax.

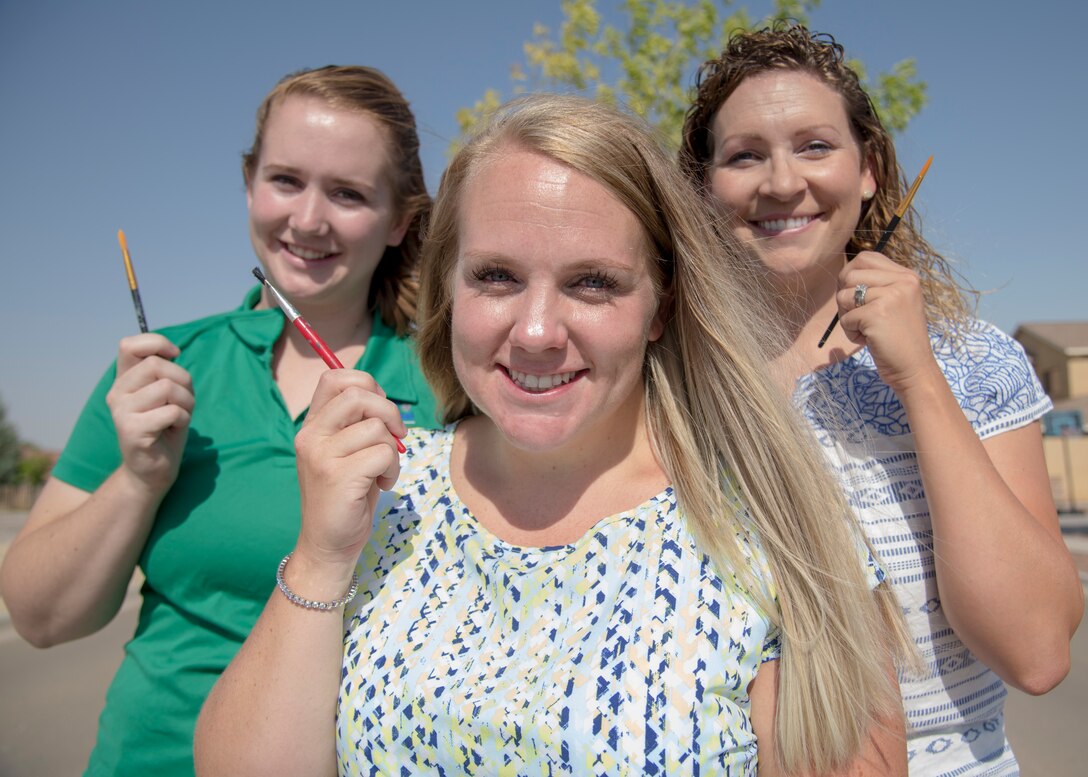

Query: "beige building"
<box><xmin>1013</xmin><ymin>322</ymin><xmax>1088</xmax><ymax>512</ymax></box>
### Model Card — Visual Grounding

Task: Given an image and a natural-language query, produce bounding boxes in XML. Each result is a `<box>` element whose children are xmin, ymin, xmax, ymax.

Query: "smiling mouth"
<box><xmin>752</xmin><ymin>215</ymin><xmax>817</xmax><ymax>233</ymax></box>
<box><xmin>283</xmin><ymin>242</ymin><xmax>336</xmax><ymax>261</ymax></box>
<box><xmin>507</xmin><ymin>368</ymin><xmax>580</xmax><ymax>392</ymax></box>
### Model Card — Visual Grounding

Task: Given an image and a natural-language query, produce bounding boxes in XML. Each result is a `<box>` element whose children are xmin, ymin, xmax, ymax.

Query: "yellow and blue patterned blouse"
<box><xmin>337</xmin><ymin>428</ymin><xmax>783</xmax><ymax>775</ymax></box>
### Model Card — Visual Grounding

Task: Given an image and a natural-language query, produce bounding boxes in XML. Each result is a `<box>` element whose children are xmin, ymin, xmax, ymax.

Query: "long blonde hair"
<box><xmin>418</xmin><ymin>94</ymin><xmax>910</xmax><ymax>774</ymax></box>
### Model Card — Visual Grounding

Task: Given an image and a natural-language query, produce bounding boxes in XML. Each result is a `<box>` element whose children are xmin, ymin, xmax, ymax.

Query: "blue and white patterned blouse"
<box><xmin>336</xmin><ymin>427</ymin><xmax>785</xmax><ymax>775</ymax></box>
<box><xmin>795</xmin><ymin>319</ymin><xmax>1052</xmax><ymax>777</ymax></box>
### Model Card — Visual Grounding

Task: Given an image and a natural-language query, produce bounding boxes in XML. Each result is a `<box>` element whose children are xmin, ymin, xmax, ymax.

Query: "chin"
<box><xmin>487</xmin><ymin>411</ymin><xmax>583</xmax><ymax>453</ymax></box>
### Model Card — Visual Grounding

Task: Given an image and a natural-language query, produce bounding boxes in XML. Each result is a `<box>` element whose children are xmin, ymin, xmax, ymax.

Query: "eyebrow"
<box><xmin>460</xmin><ymin>251</ymin><xmax>644</xmax><ymax>273</ymax></box>
<box><xmin>717</xmin><ymin>123</ymin><xmax>845</xmax><ymax>147</ymax></box>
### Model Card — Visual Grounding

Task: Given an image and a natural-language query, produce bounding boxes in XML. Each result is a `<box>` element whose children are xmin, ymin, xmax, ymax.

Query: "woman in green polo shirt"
<box><xmin>0</xmin><ymin>65</ymin><xmax>440</xmax><ymax>777</ymax></box>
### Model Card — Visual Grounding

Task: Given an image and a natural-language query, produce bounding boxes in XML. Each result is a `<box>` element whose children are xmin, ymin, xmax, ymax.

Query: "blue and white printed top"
<box><xmin>795</xmin><ymin>320</ymin><xmax>1051</xmax><ymax>777</ymax></box>
<box><xmin>336</xmin><ymin>427</ymin><xmax>787</xmax><ymax>775</ymax></box>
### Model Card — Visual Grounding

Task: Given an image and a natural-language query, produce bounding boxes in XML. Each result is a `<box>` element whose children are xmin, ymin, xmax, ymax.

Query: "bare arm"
<box><xmin>0</xmin><ymin>335</ymin><xmax>193</xmax><ymax>646</ymax></box>
<box><xmin>750</xmin><ymin>659</ymin><xmax>906</xmax><ymax>777</ymax></box>
<box><xmin>897</xmin><ymin>386</ymin><xmax>1080</xmax><ymax>693</ymax></box>
<box><xmin>195</xmin><ymin>369</ymin><xmax>404</xmax><ymax>776</ymax></box>
<box><xmin>838</xmin><ymin>253</ymin><xmax>1083</xmax><ymax>694</ymax></box>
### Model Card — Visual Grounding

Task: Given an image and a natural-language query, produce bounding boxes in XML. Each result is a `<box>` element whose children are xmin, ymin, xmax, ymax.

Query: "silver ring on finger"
<box><xmin>853</xmin><ymin>283</ymin><xmax>868</xmax><ymax>308</ymax></box>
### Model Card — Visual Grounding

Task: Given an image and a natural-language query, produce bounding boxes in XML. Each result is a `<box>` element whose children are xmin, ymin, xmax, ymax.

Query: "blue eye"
<box><xmin>334</xmin><ymin>189</ymin><xmax>365</xmax><ymax>203</ymax></box>
<box><xmin>573</xmin><ymin>272</ymin><xmax>618</xmax><ymax>293</ymax></box>
<box><xmin>800</xmin><ymin>141</ymin><xmax>833</xmax><ymax>156</ymax></box>
<box><xmin>472</xmin><ymin>266</ymin><xmax>515</xmax><ymax>283</ymax></box>
<box><xmin>724</xmin><ymin>150</ymin><xmax>760</xmax><ymax>166</ymax></box>
<box><xmin>271</xmin><ymin>174</ymin><xmax>301</xmax><ymax>187</ymax></box>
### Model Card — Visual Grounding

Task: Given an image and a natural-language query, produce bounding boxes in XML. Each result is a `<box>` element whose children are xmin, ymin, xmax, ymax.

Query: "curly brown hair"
<box><xmin>679</xmin><ymin>23</ymin><xmax>973</xmax><ymax>329</ymax></box>
<box><xmin>242</xmin><ymin>65</ymin><xmax>430</xmax><ymax>335</ymax></box>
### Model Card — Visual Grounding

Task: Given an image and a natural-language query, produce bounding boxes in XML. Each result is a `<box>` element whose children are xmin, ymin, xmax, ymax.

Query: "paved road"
<box><xmin>0</xmin><ymin>600</ymin><xmax>137</xmax><ymax>776</ymax></box>
<box><xmin>2</xmin><ymin>509</ymin><xmax>1087</xmax><ymax>775</ymax></box>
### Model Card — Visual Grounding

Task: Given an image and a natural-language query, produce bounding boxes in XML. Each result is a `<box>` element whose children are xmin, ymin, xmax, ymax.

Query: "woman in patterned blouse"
<box><xmin>678</xmin><ymin>23</ymin><xmax>1083</xmax><ymax>776</ymax></box>
<box><xmin>197</xmin><ymin>94</ymin><xmax>911</xmax><ymax>776</ymax></box>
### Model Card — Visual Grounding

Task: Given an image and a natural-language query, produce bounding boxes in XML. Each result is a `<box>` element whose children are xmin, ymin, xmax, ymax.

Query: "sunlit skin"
<box><xmin>708</xmin><ymin>71</ymin><xmax>875</xmax><ymax>298</ymax></box>
<box><xmin>450</xmin><ymin>149</ymin><xmax>666</xmax><ymax>463</ymax></box>
<box><xmin>246</xmin><ymin>95</ymin><xmax>409</xmax><ymax>319</ymax></box>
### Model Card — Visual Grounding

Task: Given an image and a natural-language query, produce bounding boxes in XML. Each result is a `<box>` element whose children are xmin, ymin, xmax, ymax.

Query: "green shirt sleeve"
<box><xmin>51</xmin><ymin>362</ymin><xmax>123</xmax><ymax>493</ymax></box>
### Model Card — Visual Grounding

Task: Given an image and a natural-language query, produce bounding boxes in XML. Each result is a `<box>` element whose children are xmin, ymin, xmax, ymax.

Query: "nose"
<box><xmin>288</xmin><ymin>188</ymin><xmax>330</xmax><ymax>236</ymax></box>
<box><xmin>758</xmin><ymin>153</ymin><xmax>805</xmax><ymax>200</ymax></box>
<box><xmin>510</xmin><ymin>284</ymin><xmax>567</xmax><ymax>353</ymax></box>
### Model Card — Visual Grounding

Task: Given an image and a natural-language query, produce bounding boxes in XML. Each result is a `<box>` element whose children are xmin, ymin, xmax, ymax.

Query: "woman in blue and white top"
<box><xmin>679</xmin><ymin>23</ymin><xmax>1083</xmax><ymax>776</ymax></box>
<box><xmin>196</xmin><ymin>94</ymin><xmax>912</xmax><ymax>776</ymax></box>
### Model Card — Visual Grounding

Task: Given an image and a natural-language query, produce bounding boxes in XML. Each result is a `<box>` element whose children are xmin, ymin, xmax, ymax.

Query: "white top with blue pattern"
<box><xmin>336</xmin><ymin>427</ymin><xmax>790</xmax><ymax>776</ymax></box>
<box><xmin>794</xmin><ymin>319</ymin><xmax>1051</xmax><ymax>777</ymax></box>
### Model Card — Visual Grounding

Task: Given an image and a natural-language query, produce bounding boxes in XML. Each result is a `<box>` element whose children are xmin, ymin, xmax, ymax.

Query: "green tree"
<box><xmin>456</xmin><ymin>0</ymin><xmax>926</xmax><ymax>151</ymax></box>
<box><xmin>16</xmin><ymin>451</ymin><xmax>53</xmax><ymax>488</ymax></box>
<box><xmin>0</xmin><ymin>396</ymin><xmax>19</xmax><ymax>486</ymax></box>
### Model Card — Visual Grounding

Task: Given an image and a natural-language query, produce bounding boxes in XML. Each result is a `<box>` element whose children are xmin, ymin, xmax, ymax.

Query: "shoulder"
<box><xmin>930</xmin><ymin>318</ymin><xmax>1035</xmax><ymax>381</ymax></box>
<box><xmin>361</xmin><ymin>317</ymin><xmax>442</xmax><ymax>430</ymax></box>
<box><xmin>932</xmin><ymin>319</ymin><xmax>1052</xmax><ymax>436</ymax></box>
<box><xmin>931</xmin><ymin>318</ymin><xmax>1026</xmax><ymax>361</ymax></box>
<box><xmin>155</xmin><ymin>306</ymin><xmax>271</xmax><ymax>351</ymax></box>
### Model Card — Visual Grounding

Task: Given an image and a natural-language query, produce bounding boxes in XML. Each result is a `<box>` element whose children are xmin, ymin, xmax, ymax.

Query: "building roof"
<box><xmin>1014</xmin><ymin>322</ymin><xmax>1088</xmax><ymax>355</ymax></box>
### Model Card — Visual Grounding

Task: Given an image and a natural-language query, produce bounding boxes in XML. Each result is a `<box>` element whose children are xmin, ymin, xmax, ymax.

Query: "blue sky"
<box><xmin>2</xmin><ymin>0</ymin><xmax>1085</xmax><ymax>449</ymax></box>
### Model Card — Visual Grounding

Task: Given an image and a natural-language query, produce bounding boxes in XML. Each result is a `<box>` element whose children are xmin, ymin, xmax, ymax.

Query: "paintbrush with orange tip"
<box><xmin>817</xmin><ymin>155</ymin><xmax>933</xmax><ymax>348</ymax></box>
<box><xmin>117</xmin><ymin>229</ymin><xmax>149</xmax><ymax>333</ymax></box>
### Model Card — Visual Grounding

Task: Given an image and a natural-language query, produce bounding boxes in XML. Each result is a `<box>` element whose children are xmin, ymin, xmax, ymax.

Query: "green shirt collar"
<box><xmin>228</xmin><ymin>284</ymin><xmax>421</xmax><ymax>405</ymax></box>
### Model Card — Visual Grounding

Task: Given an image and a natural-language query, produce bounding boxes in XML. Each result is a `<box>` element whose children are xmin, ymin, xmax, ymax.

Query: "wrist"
<box><xmin>283</xmin><ymin>545</ymin><xmax>361</xmax><ymax>602</ymax></box>
<box><xmin>111</xmin><ymin>464</ymin><xmax>174</xmax><ymax>506</ymax></box>
<box><xmin>276</xmin><ymin>552</ymin><xmax>358</xmax><ymax>611</ymax></box>
<box><xmin>884</xmin><ymin>357</ymin><xmax>946</xmax><ymax>404</ymax></box>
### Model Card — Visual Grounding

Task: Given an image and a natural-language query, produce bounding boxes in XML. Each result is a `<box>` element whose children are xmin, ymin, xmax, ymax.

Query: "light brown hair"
<box><xmin>243</xmin><ymin>65</ymin><xmax>429</xmax><ymax>335</ymax></box>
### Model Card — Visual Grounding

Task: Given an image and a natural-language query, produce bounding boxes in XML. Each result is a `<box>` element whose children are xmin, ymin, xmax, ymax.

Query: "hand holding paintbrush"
<box><xmin>817</xmin><ymin>156</ymin><xmax>933</xmax><ymax>348</ymax></box>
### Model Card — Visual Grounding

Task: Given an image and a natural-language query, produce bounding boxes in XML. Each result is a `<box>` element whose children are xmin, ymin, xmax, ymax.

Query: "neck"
<box><xmin>259</xmin><ymin>288</ymin><xmax>373</xmax><ymax>356</ymax></box>
<box><xmin>454</xmin><ymin>406</ymin><xmax>667</xmax><ymax>543</ymax></box>
<box><xmin>765</xmin><ymin>257</ymin><xmax>860</xmax><ymax>384</ymax></box>
<box><xmin>290</xmin><ymin>302</ymin><xmax>372</xmax><ymax>352</ymax></box>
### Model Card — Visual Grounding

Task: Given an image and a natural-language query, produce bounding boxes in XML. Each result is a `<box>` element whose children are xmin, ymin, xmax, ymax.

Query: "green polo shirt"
<box><xmin>52</xmin><ymin>286</ymin><xmax>440</xmax><ymax>777</ymax></box>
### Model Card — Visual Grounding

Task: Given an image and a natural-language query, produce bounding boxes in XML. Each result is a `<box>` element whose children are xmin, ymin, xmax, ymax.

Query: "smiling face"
<box><xmin>450</xmin><ymin>148</ymin><xmax>665</xmax><ymax>454</ymax></box>
<box><xmin>245</xmin><ymin>95</ymin><xmax>409</xmax><ymax>313</ymax></box>
<box><xmin>708</xmin><ymin>71</ymin><xmax>875</xmax><ymax>287</ymax></box>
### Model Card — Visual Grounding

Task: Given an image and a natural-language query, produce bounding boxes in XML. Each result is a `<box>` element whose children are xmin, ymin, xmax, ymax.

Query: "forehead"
<box><xmin>259</xmin><ymin>95</ymin><xmax>395</xmax><ymax>180</ymax></box>
<box><xmin>263</xmin><ymin>95</ymin><xmax>389</xmax><ymax>153</ymax></box>
<box><xmin>457</xmin><ymin>149</ymin><xmax>651</xmax><ymax>263</ymax></box>
<box><xmin>714</xmin><ymin>70</ymin><xmax>852</xmax><ymax>135</ymax></box>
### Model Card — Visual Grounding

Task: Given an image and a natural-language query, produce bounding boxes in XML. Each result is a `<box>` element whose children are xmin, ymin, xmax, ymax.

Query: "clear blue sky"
<box><xmin>2</xmin><ymin>0</ymin><xmax>1085</xmax><ymax>449</ymax></box>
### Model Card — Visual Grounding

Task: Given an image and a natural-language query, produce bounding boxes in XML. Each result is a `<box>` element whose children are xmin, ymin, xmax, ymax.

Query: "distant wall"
<box><xmin>1044</xmin><ymin>435</ymin><xmax>1088</xmax><ymax>512</ymax></box>
<box><xmin>0</xmin><ymin>483</ymin><xmax>42</xmax><ymax>511</ymax></box>
<box><xmin>1070</xmin><ymin>358</ymin><xmax>1088</xmax><ymax>399</ymax></box>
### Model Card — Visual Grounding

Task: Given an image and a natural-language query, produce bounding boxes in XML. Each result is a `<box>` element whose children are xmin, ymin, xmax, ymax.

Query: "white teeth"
<box><xmin>509</xmin><ymin>369</ymin><xmax>577</xmax><ymax>391</ymax></box>
<box><xmin>755</xmin><ymin>216</ymin><xmax>814</xmax><ymax>232</ymax></box>
<box><xmin>287</xmin><ymin>243</ymin><xmax>334</xmax><ymax>261</ymax></box>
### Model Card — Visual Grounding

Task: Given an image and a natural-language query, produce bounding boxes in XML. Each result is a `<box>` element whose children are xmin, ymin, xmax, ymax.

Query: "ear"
<box><xmin>244</xmin><ymin>173</ymin><xmax>254</xmax><ymax>211</ymax></box>
<box><xmin>860</xmin><ymin>153</ymin><xmax>877</xmax><ymax>201</ymax></box>
<box><xmin>386</xmin><ymin>208</ymin><xmax>413</xmax><ymax>248</ymax></box>
<box><xmin>648</xmin><ymin>290</ymin><xmax>672</xmax><ymax>343</ymax></box>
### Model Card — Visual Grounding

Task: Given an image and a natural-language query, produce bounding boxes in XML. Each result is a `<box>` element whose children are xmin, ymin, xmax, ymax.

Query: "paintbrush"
<box><xmin>817</xmin><ymin>155</ymin><xmax>933</xmax><ymax>348</ymax></box>
<box><xmin>117</xmin><ymin>230</ymin><xmax>148</xmax><ymax>333</ymax></box>
<box><xmin>251</xmin><ymin>267</ymin><xmax>406</xmax><ymax>454</ymax></box>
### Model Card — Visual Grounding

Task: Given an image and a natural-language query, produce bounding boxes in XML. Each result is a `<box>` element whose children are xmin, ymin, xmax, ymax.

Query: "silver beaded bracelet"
<box><xmin>275</xmin><ymin>553</ymin><xmax>359</xmax><ymax>611</ymax></box>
